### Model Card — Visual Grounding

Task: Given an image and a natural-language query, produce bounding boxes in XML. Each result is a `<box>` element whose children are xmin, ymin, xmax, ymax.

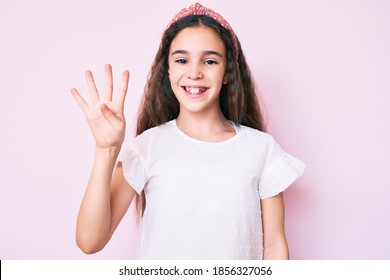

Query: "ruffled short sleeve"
<box><xmin>117</xmin><ymin>142</ymin><xmax>147</xmax><ymax>195</ymax></box>
<box><xmin>258</xmin><ymin>138</ymin><xmax>305</xmax><ymax>199</ymax></box>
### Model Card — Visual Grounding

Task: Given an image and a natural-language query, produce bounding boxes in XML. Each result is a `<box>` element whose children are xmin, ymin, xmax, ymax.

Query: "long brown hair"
<box><xmin>134</xmin><ymin>15</ymin><xmax>266</xmax><ymax>217</ymax></box>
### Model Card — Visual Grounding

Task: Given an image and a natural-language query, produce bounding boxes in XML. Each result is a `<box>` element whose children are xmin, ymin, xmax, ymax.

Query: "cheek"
<box><xmin>168</xmin><ymin>72</ymin><xmax>176</xmax><ymax>87</ymax></box>
<box><xmin>168</xmin><ymin>67</ymin><xmax>181</xmax><ymax>85</ymax></box>
<box><xmin>211</xmin><ymin>69</ymin><xmax>227</xmax><ymax>84</ymax></box>
<box><xmin>167</xmin><ymin>71</ymin><xmax>181</xmax><ymax>94</ymax></box>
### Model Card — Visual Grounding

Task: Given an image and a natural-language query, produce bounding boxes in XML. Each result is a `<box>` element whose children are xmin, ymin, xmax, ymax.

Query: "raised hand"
<box><xmin>71</xmin><ymin>64</ymin><xmax>129</xmax><ymax>149</ymax></box>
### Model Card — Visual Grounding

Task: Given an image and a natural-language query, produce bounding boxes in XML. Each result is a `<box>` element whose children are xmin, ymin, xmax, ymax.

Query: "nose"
<box><xmin>187</xmin><ymin>63</ymin><xmax>203</xmax><ymax>80</ymax></box>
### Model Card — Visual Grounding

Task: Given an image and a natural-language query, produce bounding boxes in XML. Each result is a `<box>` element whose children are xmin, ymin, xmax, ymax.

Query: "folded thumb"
<box><xmin>100</xmin><ymin>103</ymin><xmax>122</xmax><ymax>129</ymax></box>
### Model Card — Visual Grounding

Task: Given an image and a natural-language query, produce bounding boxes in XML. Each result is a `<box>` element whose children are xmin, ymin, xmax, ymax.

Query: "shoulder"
<box><xmin>119</xmin><ymin>120</ymin><xmax>176</xmax><ymax>162</ymax></box>
<box><xmin>122</xmin><ymin>120</ymin><xmax>176</xmax><ymax>154</ymax></box>
<box><xmin>235</xmin><ymin>123</ymin><xmax>275</xmax><ymax>146</ymax></box>
<box><xmin>133</xmin><ymin>120</ymin><xmax>175</xmax><ymax>142</ymax></box>
<box><xmin>233</xmin><ymin>124</ymin><xmax>282</xmax><ymax>162</ymax></box>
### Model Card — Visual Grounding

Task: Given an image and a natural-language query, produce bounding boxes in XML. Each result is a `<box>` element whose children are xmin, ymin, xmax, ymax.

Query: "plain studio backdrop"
<box><xmin>0</xmin><ymin>0</ymin><xmax>389</xmax><ymax>259</ymax></box>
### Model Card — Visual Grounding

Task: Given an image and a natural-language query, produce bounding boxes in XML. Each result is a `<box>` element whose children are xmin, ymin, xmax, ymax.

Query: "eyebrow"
<box><xmin>171</xmin><ymin>50</ymin><xmax>224</xmax><ymax>58</ymax></box>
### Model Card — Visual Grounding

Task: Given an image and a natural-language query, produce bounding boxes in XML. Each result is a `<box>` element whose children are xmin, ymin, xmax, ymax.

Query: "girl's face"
<box><xmin>168</xmin><ymin>25</ymin><xmax>228</xmax><ymax>118</ymax></box>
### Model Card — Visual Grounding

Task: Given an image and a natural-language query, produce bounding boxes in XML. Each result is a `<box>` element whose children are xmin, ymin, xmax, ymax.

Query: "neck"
<box><xmin>176</xmin><ymin>110</ymin><xmax>235</xmax><ymax>142</ymax></box>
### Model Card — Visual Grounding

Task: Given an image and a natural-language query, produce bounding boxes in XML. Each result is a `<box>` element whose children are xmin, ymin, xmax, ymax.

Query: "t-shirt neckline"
<box><xmin>171</xmin><ymin>119</ymin><xmax>240</xmax><ymax>145</ymax></box>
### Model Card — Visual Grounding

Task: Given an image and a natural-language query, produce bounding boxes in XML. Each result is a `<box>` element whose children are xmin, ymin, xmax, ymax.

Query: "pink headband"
<box><xmin>164</xmin><ymin>2</ymin><xmax>239</xmax><ymax>62</ymax></box>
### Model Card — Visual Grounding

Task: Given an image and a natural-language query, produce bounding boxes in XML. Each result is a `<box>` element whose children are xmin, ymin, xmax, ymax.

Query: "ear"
<box><xmin>223</xmin><ymin>73</ymin><xmax>229</xmax><ymax>85</ymax></box>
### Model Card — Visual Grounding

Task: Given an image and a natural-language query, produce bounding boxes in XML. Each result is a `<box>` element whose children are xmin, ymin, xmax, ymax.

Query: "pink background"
<box><xmin>1</xmin><ymin>0</ymin><xmax>389</xmax><ymax>259</ymax></box>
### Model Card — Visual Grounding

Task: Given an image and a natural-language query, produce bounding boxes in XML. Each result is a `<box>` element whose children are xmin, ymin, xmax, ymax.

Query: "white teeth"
<box><xmin>185</xmin><ymin>87</ymin><xmax>205</xmax><ymax>95</ymax></box>
<box><xmin>190</xmin><ymin>88</ymin><xmax>200</xmax><ymax>94</ymax></box>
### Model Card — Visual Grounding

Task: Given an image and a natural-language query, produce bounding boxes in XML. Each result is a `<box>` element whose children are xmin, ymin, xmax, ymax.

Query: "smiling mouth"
<box><xmin>183</xmin><ymin>86</ymin><xmax>207</xmax><ymax>95</ymax></box>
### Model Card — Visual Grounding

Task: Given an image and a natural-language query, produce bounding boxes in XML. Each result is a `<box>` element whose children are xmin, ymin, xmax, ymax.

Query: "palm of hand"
<box><xmin>71</xmin><ymin>64</ymin><xmax>129</xmax><ymax>149</ymax></box>
<box><xmin>86</xmin><ymin>100</ymin><xmax>124</xmax><ymax>148</ymax></box>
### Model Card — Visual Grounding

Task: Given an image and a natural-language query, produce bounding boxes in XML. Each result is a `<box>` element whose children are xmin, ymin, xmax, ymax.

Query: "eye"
<box><xmin>175</xmin><ymin>58</ymin><xmax>188</xmax><ymax>64</ymax></box>
<box><xmin>204</xmin><ymin>59</ymin><xmax>218</xmax><ymax>65</ymax></box>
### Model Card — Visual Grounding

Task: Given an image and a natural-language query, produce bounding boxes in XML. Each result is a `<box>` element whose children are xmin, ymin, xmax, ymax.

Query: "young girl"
<box><xmin>72</xmin><ymin>3</ymin><xmax>305</xmax><ymax>260</ymax></box>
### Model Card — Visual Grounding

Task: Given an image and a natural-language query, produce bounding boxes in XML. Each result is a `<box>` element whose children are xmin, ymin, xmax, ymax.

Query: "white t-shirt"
<box><xmin>118</xmin><ymin>119</ymin><xmax>305</xmax><ymax>259</ymax></box>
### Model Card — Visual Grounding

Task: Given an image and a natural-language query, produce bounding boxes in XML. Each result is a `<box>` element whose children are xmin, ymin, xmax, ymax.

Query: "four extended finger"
<box><xmin>103</xmin><ymin>64</ymin><xmax>114</xmax><ymax>102</ymax></box>
<box><xmin>71</xmin><ymin>88</ymin><xmax>89</xmax><ymax>113</ymax></box>
<box><xmin>85</xmin><ymin>70</ymin><xmax>100</xmax><ymax>104</ymax></box>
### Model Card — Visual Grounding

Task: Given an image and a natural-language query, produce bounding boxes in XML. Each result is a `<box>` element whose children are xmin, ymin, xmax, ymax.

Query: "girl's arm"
<box><xmin>261</xmin><ymin>192</ymin><xmax>289</xmax><ymax>260</ymax></box>
<box><xmin>75</xmin><ymin>150</ymin><xmax>136</xmax><ymax>254</ymax></box>
<box><xmin>72</xmin><ymin>65</ymin><xmax>135</xmax><ymax>253</ymax></box>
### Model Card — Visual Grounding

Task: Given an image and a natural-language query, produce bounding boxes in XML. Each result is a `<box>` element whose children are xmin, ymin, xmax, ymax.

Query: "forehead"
<box><xmin>170</xmin><ymin>25</ymin><xmax>225</xmax><ymax>54</ymax></box>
